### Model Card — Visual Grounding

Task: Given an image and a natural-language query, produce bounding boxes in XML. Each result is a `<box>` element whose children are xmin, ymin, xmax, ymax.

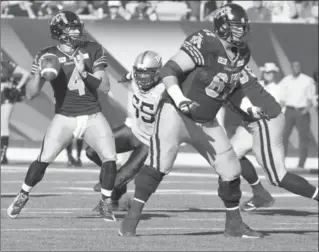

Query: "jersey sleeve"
<box><xmin>92</xmin><ymin>43</ymin><xmax>108</xmax><ymax>70</ymax></box>
<box><xmin>31</xmin><ymin>49</ymin><xmax>47</xmax><ymax>75</ymax></box>
<box><xmin>5</xmin><ymin>61</ymin><xmax>17</xmax><ymax>75</ymax></box>
<box><xmin>180</xmin><ymin>29</ymin><xmax>214</xmax><ymax>66</ymax></box>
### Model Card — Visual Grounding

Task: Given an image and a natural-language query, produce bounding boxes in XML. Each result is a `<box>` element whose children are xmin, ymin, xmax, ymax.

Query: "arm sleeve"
<box><xmin>8</xmin><ymin>61</ymin><xmax>17</xmax><ymax>74</ymax></box>
<box><xmin>180</xmin><ymin>30</ymin><xmax>213</xmax><ymax>66</ymax></box>
<box><xmin>31</xmin><ymin>51</ymin><xmax>43</xmax><ymax>75</ymax></box>
<box><xmin>92</xmin><ymin>44</ymin><xmax>108</xmax><ymax>70</ymax></box>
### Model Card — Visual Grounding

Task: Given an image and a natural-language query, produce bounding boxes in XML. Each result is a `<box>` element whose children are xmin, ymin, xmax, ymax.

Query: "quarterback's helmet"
<box><xmin>49</xmin><ymin>11</ymin><xmax>86</xmax><ymax>47</ymax></box>
<box><xmin>133</xmin><ymin>51</ymin><xmax>162</xmax><ymax>92</ymax></box>
<box><xmin>213</xmin><ymin>3</ymin><xmax>250</xmax><ymax>48</ymax></box>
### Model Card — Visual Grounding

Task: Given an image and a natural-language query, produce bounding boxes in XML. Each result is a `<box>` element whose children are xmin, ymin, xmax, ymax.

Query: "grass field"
<box><xmin>1</xmin><ymin>164</ymin><xmax>318</xmax><ymax>251</ymax></box>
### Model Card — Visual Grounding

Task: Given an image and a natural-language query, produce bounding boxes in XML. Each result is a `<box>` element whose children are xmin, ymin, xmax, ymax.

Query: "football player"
<box><xmin>86</xmin><ymin>50</ymin><xmax>165</xmax><ymax>210</ymax></box>
<box><xmin>1</xmin><ymin>52</ymin><xmax>30</xmax><ymax>164</ymax></box>
<box><xmin>225</xmin><ymin>66</ymin><xmax>319</xmax><ymax>211</ymax></box>
<box><xmin>119</xmin><ymin>4</ymin><xmax>266</xmax><ymax>238</ymax></box>
<box><xmin>7</xmin><ymin>11</ymin><xmax>117</xmax><ymax>221</ymax></box>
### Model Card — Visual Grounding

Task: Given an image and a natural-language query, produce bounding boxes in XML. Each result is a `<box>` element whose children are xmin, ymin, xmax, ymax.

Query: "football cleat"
<box><xmin>75</xmin><ymin>158</ymin><xmax>82</xmax><ymax>167</ymax></box>
<box><xmin>67</xmin><ymin>156</ymin><xmax>77</xmax><ymax>167</ymax></box>
<box><xmin>93</xmin><ymin>181</ymin><xmax>101</xmax><ymax>192</ymax></box>
<box><xmin>118</xmin><ymin>212</ymin><xmax>141</xmax><ymax>237</ymax></box>
<box><xmin>241</xmin><ymin>195</ymin><xmax>275</xmax><ymax>211</ymax></box>
<box><xmin>224</xmin><ymin>222</ymin><xmax>263</xmax><ymax>239</ymax></box>
<box><xmin>7</xmin><ymin>192</ymin><xmax>29</xmax><ymax>219</ymax></box>
<box><xmin>93</xmin><ymin>198</ymin><xmax>117</xmax><ymax>221</ymax></box>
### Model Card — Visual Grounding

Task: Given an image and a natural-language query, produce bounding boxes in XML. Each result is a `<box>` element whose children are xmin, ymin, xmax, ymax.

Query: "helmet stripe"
<box><xmin>140</xmin><ymin>50</ymin><xmax>150</xmax><ymax>65</ymax></box>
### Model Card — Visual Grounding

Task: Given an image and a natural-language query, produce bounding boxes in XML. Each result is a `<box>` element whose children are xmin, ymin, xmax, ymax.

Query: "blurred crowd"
<box><xmin>1</xmin><ymin>0</ymin><xmax>318</xmax><ymax>23</ymax></box>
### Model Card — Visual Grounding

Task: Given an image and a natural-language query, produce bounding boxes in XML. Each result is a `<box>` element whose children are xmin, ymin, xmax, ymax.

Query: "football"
<box><xmin>40</xmin><ymin>53</ymin><xmax>61</xmax><ymax>81</ymax></box>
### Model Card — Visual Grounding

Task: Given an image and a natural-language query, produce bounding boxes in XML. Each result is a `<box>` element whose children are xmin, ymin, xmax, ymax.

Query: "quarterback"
<box><xmin>86</xmin><ymin>50</ymin><xmax>165</xmax><ymax>209</ymax></box>
<box><xmin>7</xmin><ymin>11</ymin><xmax>117</xmax><ymax>221</ymax></box>
<box><xmin>119</xmin><ymin>4</ymin><xmax>267</xmax><ymax>238</ymax></box>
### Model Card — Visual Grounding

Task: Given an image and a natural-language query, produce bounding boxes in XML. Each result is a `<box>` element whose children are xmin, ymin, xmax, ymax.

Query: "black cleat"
<box><xmin>241</xmin><ymin>194</ymin><xmax>275</xmax><ymax>211</ymax></box>
<box><xmin>118</xmin><ymin>212</ymin><xmax>141</xmax><ymax>237</ymax></box>
<box><xmin>1</xmin><ymin>156</ymin><xmax>8</xmax><ymax>165</ymax></box>
<box><xmin>224</xmin><ymin>222</ymin><xmax>263</xmax><ymax>239</ymax></box>
<box><xmin>75</xmin><ymin>158</ymin><xmax>82</xmax><ymax>167</ymax></box>
<box><xmin>67</xmin><ymin>156</ymin><xmax>77</xmax><ymax>167</ymax></box>
<box><xmin>93</xmin><ymin>182</ymin><xmax>101</xmax><ymax>192</ymax></box>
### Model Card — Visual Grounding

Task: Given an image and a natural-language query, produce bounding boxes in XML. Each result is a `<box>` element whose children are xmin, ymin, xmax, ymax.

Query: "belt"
<box><xmin>286</xmin><ymin>106</ymin><xmax>306</xmax><ymax>110</ymax></box>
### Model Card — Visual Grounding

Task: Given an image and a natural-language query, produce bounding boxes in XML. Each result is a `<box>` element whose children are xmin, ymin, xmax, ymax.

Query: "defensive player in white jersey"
<box><xmin>86</xmin><ymin>50</ymin><xmax>165</xmax><ymax>209</ymax></box>
<box><xmin>224</xmin><ymin>62</ymin><xmax>319</xmax><ymax>211</ymax></box>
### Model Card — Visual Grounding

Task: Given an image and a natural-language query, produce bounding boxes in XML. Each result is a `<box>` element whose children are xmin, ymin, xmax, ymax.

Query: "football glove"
<box><xmin>247</xmin><ymin>106</ymin><xmax>270</xmax><ymax>121</ymax></box>
<box><xmin>178</xmin><ymin>100</ymin><xmax>200</xmax><ymax>118</ymax></box>
<box><xmin>118</xmin><ymin>72</ymin><xmax>133</xmax><ymax>83</ymax></box>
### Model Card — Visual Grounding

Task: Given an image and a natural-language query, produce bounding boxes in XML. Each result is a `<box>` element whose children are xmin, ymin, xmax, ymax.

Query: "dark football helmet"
<box><xmin>49</xmin><ymin>11</ymin><xmax>86</xmax><ymax>47</ymax></box>
<box><xmin>213</xmin><ymin>3</ymin><xmax>250</xmax><ymax>48</ymax></box>
<box><xmin>133</xmin><ymin>51</ymin><xmax>162</xmax><ymax>92</ymax></box>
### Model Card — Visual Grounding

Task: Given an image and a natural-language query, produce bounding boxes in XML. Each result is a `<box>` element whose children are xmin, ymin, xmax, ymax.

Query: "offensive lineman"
<box><xmin>86</xmin><ymin>51</ymin><xmax>165</xmax><ymax>209</ymax></box>
<box><xmin>225</xmin><ymin>68</ymin><xmax>319</xmax><ymax>211</ymax></box>
<box><xmin>7</xmin><ymin>11</ymin><xmax>117</xmax><ymax>221</ymax></box>
<box><xmin>119</xmin><ymin>4</ymin><xmax>268</xmax><ymax>238</ymax></box>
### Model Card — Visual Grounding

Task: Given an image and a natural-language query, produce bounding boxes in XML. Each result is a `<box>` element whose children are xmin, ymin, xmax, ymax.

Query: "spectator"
<box><xmin>104</xmin><ymin>1</ymin><xmax>126</xmax><ymax>20</ymax></box>
<box><xmin>246</xmin><ymin>0</ymin><xmax>272</xmax><ymax>22</ymax></box>
<box><xmin>313</xmin><ymin>68</ymin><xmax>318</xmax><ymax>110</ymax></box>
<box><xmin>259</xmin><ymin>62</ymin><xmax>281</xmax><ymax>103</ymax></box>
<box><xmin>279</xmin><ymin>61</ymin><xmax>318</xmax><ymax>169</ymax></box>
<box><xmin>129</xmin><ymin>1</ymin><xmax>158</xmax><ymax>21</ymax></box>
<box><xmin>203</xmin><ymin>0</ymin><xmax>225</xmax><ymax>22</ymax></box>
<box><xmin>4</xmin><ymin>1</ymin><xmax>37</xmax><ymax>18</ymax></box>
<box><xmin>36</xmin><ymin>1</ymin><xmax>63</xmax><ymax>18</ymax></box>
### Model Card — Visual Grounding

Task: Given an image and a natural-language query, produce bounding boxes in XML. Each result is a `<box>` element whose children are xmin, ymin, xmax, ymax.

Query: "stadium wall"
<box><xmin>1</xmin><ymin>19</ymin><xmax>318</xmax><ymax>157</ymax></box>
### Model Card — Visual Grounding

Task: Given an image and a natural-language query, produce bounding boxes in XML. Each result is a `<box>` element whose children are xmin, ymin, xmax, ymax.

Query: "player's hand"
<box><xmin>247</xmin><ymin>106</ymin><xmax>270</xmax><ymax>121</ymax></box>
<box><xmin>118</xmin><ymin>72</ymin><xmax>133</xmax><ymax>83</ymax></box>
<box><xmin>74</xmin><ymin>51</ymin><xmax>86</xmax><ymax>76</ymax></box>
<box><xmin>178</xmin><ymin>99</ymin><xmax>200</xmax><ymax>118</ymax></box>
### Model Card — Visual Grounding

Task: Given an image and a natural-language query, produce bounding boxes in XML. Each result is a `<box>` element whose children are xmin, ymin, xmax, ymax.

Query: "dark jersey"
<box><xmin>226</xmin><ymin>72</ymin><xmax>282</xmax><ymax>121</ymax></box>
<box><xmin>179</xmin><ymin>29</ymin><xmax>251</xmax><ymax>122</ymax></box>
<box><xmin>31</xmin><ymin>41</ymin><xmax>107</xmax><ymax>117</ymax></box>
<box><xmin>1</xmin><ymin>60</ymin><xmax>17</xmax><ymax>82</ymax></box>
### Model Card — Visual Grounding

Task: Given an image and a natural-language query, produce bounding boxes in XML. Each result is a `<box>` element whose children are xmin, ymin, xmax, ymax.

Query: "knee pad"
<box><xmin>114</xmin><ymin>146</ymin><xmax>148</xmax><ymax>189</ymax></box>
<box><xmin>85</xmin><ymin>146</ymin><xmax>96</xmax><ymax>159</ymax></box>
<box><xmin>25</xmin><ymin>160</ymin><xmax>49</xmax><ymax>186</ymax></box>
<box><xmin>218</xmin><ymin>177</ymin><xmax>241</xmax><ymax>208</ymax></box>
<box><xmin>135</xmin><ymin>165</ymin><xmax>164</xmax><ymax>194</ymax></box>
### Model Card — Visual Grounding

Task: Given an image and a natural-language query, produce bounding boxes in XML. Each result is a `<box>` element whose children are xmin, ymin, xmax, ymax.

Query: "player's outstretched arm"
<box><xmin>13</xmin><ymin>65</ymin><xmax>30</xmax><ymax>90</ymax></box>
<box><xmin>26</xmin><ymin>70</ymin><xmax>46</xmax><ymax>100</ymax></box>
<box><xmin>159</xmin><ymin>50</ymin><xmax>195</xmax><ymax>106</ymax></box>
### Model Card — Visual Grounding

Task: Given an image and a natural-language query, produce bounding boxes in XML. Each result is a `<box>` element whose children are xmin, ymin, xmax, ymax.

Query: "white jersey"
<box><xmin>125</xmin><ymin>80</ymin><xmax>165</xmax><ymax>146</ymax></box>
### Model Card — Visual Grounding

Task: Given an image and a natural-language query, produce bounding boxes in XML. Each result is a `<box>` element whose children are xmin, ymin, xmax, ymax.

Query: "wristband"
<box><xmin>83</xmin><ymin>72</ymin><xmax>102</xmax><ymax>89</ymax></box>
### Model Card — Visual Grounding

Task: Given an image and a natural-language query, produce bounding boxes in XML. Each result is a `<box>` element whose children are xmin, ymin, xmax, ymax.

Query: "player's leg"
<box><xmin>75</xmin><ymin>138</ymin><xmax>84</xmax><ymax>166</ymax></box>
<box><xmin>83</xmin><ymin>112</ymin><xmax>117</xmax><ymax>221</ymax></box>
<box><xmin>1</xmin><ymin>102</ymin><xmax>14</xmax><ymax>164</ymax></box>
<box><xmin>87</xmin><ymin>124</ymin><xmax>138</xmax><ymax>191</ymax></box>
<box><xmin>65</xmin><ymin>141</ymin><xmax>77</xmax><ymax>167</ymax></box>
<box><xmin>120</xmin><ymin>102</ymin><xmax>182</xmax><ymax>236</ymax></box>
<box><xmin>191</xmin><ymin>119</ymin><xmax>262</xmax><ymax>238</ymax></box>
<box><xmin>230</xmin><ymin>126</ymin><xmax>274</xmax><ymax>211</ymax></box>
<box><xmin>282</xmin><ymin>108</ymin><xmax>296</xmax><ymax>157</ymax></box>
<box><xmin>295</xmin><ymin>111</ymin><xmax>310</xmax><ymax>168</ymax></box>
<box><xmin>251</xmin><ymin>114</ymin><xmax>318</xmax><ymax>201</ymax></box>
<box><xmin>111</xmin><ymin>133</ymin><xmax>149</xmax><ymax>206</ymax></box>
<box><xmin>7</xmin><ymin>114</ymin><xmax>75</xmax><ymax>219</ymax></box>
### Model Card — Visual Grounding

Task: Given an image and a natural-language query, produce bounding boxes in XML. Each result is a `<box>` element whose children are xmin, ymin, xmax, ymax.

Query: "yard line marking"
<box><xmin>1</xmin><ymin>180</ymin><xmax>215</xmax><ymax>184</ymax></box>
<box><xmin>2</xmin><ymin>227</ymin><xmax>318</xmax><ymax>232</ymax></box>
<box><xmin>274</xmin><ymin>223</ymin><xmax>318</xmax><ymax>225</ymax></box>
<box><xmin>2</xmin><ymin>190</ymin><xmax>319</xmax><ymax>198</ymax></box>
<box><xmin>1</xmin><ymin>167</ymin><xmax>318</xmax><ymax>181</ymax></box>
<box><xmin>1</xmin><ymin>206</ymin><xmax>318</xmax><ymax>211</ymax></box>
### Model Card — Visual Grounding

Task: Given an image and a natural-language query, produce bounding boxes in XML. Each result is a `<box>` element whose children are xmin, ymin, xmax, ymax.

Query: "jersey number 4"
<box><xmin>68</xmin><ymin>68</ymin><xmax>86</xmax><ymax>96</ymax></box>
<box><xmin>132</xmin><ymin>94</ymin><xmax>155</xmax><ymax>124</ymax></box>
